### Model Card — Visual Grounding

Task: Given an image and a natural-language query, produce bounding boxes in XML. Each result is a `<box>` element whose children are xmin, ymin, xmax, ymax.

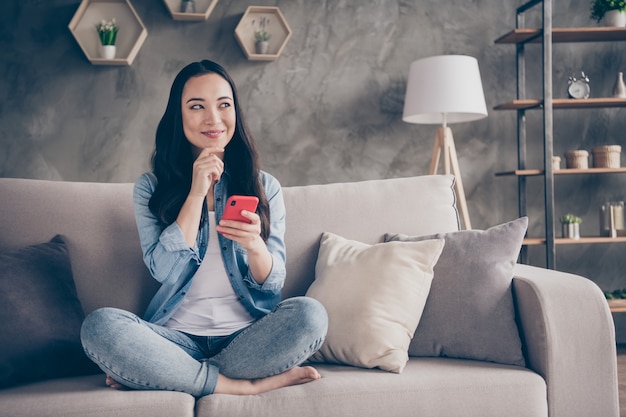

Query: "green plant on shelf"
<box><xmin>253</xmin><ymin>16</ymin><xmax>272</xmax><ymax>42</ymax></box>
<box><xmin>560</xmin><ymin>213</ymin><xmax>583</xmax><ymax>224</ymax></box>
<box><xmin>590</xmin><ymin>0</ymin><xmax>626</xmax><ymax>22</ymax></box>
<box><xmin>96</xmin><ymin>18</ymin><xmax>119</xmax><ymax>46</ymax></box>
<box><xmin>605</xmin><ymin>288</ymin><xmax>626</xmax><ymax>299</ymax></box>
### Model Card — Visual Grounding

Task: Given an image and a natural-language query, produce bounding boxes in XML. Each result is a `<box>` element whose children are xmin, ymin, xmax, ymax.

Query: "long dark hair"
<box><xmin>148</xmin><ymin>60</ymin><xmax>271</xmax><ymax>240</ymax></box>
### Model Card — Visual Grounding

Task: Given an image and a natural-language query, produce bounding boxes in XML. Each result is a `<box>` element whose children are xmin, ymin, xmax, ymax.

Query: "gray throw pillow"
<box><xmin>0</xmin><ymin>236</ymin><xmax>98</xmax><ymax>388</ymax></box>
<box><xmin>385</xmin><ymin>217</ymin><xmax>528</xmax><ymax>367</ymax></box>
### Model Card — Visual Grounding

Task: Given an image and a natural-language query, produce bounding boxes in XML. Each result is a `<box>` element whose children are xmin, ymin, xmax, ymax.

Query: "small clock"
<box><xmin>567</xmin><ymin>72</ymin><xmax>590</xmax><ymax>99</ymax></box>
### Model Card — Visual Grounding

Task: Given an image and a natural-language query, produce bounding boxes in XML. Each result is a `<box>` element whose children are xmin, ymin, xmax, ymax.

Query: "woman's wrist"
<box><xmin>245</xmin><ymin>235</ymin><xmax>269</xmax><ymax>256</ymax></box>
<box><xmin>246</xmin><ymin>238</ymin><xmax>273</xmax><ymax>283</ymax></box>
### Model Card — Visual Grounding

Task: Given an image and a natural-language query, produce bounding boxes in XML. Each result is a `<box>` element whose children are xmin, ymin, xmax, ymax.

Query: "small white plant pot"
<box><xmin>255</xmin><ymin>41</ymin><xmax>269</xmax><ymax>54</ymax></box>
<box><xmin>562</xmin><ymin>223</ymin><xmax>580</xmax><ymax>239</ymax></box>
<box><xmin>99</xmin><ymin>44</ymin><xmax>116</xmax><ymax>59</ymax></box>
<box><xmin>603</xmin><ymin>10</ymin><xmax>626</xmax><ymax>27</ymax></box>
<box><xmin>180</xmin><ymin>0</ymin><xmax>196</xmax><ymax>13</ymax></box>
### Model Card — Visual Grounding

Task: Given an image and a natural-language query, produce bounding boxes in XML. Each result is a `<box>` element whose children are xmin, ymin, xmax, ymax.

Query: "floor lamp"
<box><xmin>402</xmin><ymin>55</ymin><xmax>488</xmax><ymax>230</ymax></box>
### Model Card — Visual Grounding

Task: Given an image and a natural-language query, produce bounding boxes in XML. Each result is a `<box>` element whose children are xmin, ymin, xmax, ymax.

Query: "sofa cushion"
<box><xmin>0</xmin><ymin>374</ymin><xmax>195</xmax><ymax>417</ymax></box>
<box><xmin>0</xmin><ymin>236</ymin><xmax>97</xmax><ymax>388</ymax></box>
<box><xmin>305</xmin><ymin>232</ymin><xmax>444</xmax><ymax>373</ymax></box>
<box><xmin>385</xmin><ymin>217</ymin><xmax>528</xmax><ymax>367</ymax></box>
<box><xmin>195</xmin><ymin>359</ymin><xmax>547</xmax><ymax>417</ymax></box>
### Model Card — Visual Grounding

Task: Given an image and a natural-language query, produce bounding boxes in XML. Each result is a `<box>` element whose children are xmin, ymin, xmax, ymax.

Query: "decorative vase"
<box><xmin>562</xmin><ymin>223</ymin><xmax>580</xmax><ymax>239</ymax></box>
<box><xmin>99</xmin><ymin>44</ymin><xmax>116</xmax><ymax>59</ymax></box>
<box><xmin>612</xmin><ymin>72</ymin><xmax>626</xmax><ymax>98</ymax></box>
<box><xmin>180</xmin><ymin>0</ymin><xmax>196</xmax><ymax>13</ymax></box>
<box><xmin>255</xmin><ymin>41</ymin><xmax>269</xmax><ymax>54</ymax></box>
<box><xmin>600</xmin><ymin>201</ymin><xmax>625</xmax><ymax>237</ymax></box>
<box><xmin>603</xmin><ymin>10</ymin><xmax>626</xmax><ymax>27</ymax></box>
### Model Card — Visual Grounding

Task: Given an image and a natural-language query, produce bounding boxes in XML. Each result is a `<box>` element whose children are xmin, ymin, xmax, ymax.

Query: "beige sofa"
<box><xmin>0</xmin><ymin>175</ymin><xmax>619</xmax><ymax>417</ymax></box>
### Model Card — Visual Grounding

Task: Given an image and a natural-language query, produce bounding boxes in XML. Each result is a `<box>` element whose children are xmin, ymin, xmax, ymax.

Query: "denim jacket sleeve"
<box><xmin>240</xmin><ymin>171</ymin><xmax>287</xmax><ymax>294</ymax></box>
<box><xmin>133</xmin><ymin>172</ymin><xmax>200</xmax><ymax>287</ymax></box>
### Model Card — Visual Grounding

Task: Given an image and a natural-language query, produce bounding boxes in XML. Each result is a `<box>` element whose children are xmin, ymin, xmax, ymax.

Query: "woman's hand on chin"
<box><xmin>189</xmin><ymin>147</ymin><xmax>224</xmax><ymax>197</ymax></box>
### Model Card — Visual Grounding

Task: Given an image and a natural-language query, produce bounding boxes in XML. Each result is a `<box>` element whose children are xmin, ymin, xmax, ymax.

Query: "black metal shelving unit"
<box><xmin>495</xmin><ymin>0</ymin><xmax>626</xmax><ymax>269</ymax></box>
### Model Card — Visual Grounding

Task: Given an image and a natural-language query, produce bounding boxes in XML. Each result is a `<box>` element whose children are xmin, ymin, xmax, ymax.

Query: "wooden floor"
<box><xmin>618</xmin><ymin>345</ymin><xmax>626</xmax><ymax>417</ymax></box>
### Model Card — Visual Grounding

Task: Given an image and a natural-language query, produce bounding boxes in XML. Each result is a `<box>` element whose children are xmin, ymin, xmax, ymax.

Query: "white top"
<box><xmin>166</xmin><ymin>212</ymin><xmax>254</xmax><ymax>336</ymax></box>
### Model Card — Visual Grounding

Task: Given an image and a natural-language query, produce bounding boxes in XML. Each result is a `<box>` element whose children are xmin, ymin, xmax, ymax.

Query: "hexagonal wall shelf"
<box><xmin>234</xmin><ymin>6</ymin><xmax>292</xmax><ymax>61</ymax></box>
<box><xmin>162</xmin><ymin>0</ymin><xmax>219</xmax><ymax>21</ymax></box>
<box><xmin>68</xmin><ymin>0</ymin><xmax>147</xmax><ymax>66</ymax></box>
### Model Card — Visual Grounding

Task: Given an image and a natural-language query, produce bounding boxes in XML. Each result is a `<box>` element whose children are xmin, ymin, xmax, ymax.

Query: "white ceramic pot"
<box><xmin>180</xmin><ymin>0</ymin><xmax>196</xmax><ymax>13</ymax></box>
<box><xmin>99</xmin><ymin>44</ymin><xmax>116</xmax><ymax>59</ymax></box>
<box><xmin>603</xmin><ymin>10</ymin><xmax>626</xmax><ymax>27</ymax></box>
<box><xmin>255</xmin><ymin>41</ymin><xmax>269</xmax><ymax>54</ymax></box>
<box><xmin>562</xmin><ymin>223</ymin><xmax>580</xmax><ymax>239</ymax></box>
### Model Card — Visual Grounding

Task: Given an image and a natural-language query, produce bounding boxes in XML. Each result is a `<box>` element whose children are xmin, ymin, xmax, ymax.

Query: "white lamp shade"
<box><xmin>402</xmin><ymin>55</ymin><xmax>488</xmax><ymax>125</ymax></box>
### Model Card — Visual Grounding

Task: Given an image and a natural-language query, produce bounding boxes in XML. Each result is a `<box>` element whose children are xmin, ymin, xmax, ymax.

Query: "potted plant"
<box><xmin>96</xmin><ymin>18</ymin><xmax>119</xmax><ymax>59</ymax></box>
<box><xmin>560</xmin><ymin>213</ymin><xmax>583</xmax><ymax>239</ymax></box>
<box><xmin>253</xmin><ymin>17</ymin><xmax>271</xmax><ymax>54</ymax></box>
<box><xmin>180</xmin><ymin>0</ymin><xmax>196</xmax><ymax>13</ymax></box>
<box><xmin>590</xmin><ymin>0</ymin><xmax>626</xmax><ymax>26</ymax></box>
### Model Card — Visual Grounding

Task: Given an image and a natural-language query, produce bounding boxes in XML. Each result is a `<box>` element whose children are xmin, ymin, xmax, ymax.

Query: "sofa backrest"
<box><xmin>281</xmin><ymin>175</ymin><xmax>459</xmax><ymax>298</ymax></box>
<box><xmin>0</xmin><ymin>175</ymin><xmax>459</xmax><ymax>315</ymax></box>
<box><xmin>0</xmin><ymin>178</ymin><xmax>156</xmax><ymax>316</ymax></box>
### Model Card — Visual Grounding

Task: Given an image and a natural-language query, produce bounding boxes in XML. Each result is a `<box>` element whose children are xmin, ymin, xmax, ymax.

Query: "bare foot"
<box><xmin>215</xmin><ymin>366</ymin><xmax>321</xmax><ymax>395</ymax></box>
<box><xmin>105</xmin><ymin>375</ymin><xmax>128</xmax><ymax>391</ymax></box>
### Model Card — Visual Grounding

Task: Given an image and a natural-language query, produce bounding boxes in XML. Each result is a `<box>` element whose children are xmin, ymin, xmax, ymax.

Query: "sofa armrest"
<box><xmin>512</xmin><ymin>264</ymin><xmax>619</xmax><ymax>417</ymax></box>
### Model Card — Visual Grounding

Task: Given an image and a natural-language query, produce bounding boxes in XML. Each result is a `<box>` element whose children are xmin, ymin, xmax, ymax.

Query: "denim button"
<box><xmin>222</xmin><ymin>247</ymin><xmax>227</xmax><ymax>251</ymax></box>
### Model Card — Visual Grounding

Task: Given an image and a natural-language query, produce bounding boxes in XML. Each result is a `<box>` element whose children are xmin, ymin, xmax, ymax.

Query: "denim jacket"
<box><xmin>133</xmin><ymin>170</ymin><xmax>286</xmax><ymax>326</ymax></box>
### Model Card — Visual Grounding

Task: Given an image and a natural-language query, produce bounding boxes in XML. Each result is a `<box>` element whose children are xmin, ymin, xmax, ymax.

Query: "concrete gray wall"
<box><xmin>1</xmin><ymin>0</ymin><xmax>625</xmax><ymax>293</ymax></box>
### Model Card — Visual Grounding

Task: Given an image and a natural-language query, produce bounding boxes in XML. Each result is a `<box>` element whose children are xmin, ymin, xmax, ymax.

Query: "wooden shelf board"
<box><xmin>496</xmin><ymin>169</ymin><xmax>543</xmax><ymax>176</ymax></box>
<box><xmin>497</xmin><ymin>167</ymin><xmax>626</xmax><ymax>176</ymax></box>
<box><xmin>494</xmin><ymin>99</ymin><xmax>542</xmax><ymax>110</ymax></box>
<box><xmin>555</xmin><ymin>167</ymin><xmax>626</xmax><ymax>174</ymax></box>
<box><xmin>494</xmin><ymin>98</ymin><xmax>626</xmax><ymax>110</ymax></box>
<box><xmin>523</xmin><ymin>237</ymin><xmax>547</xmax><ymax>245</ymax></box>
<box><xmin>523</xmin><ymin>236</ymin><xmax>626</xmax><ymax>246</ymax></box>
<box><xmin>609</xmin><ymin>300</ymin><xmax>626</xmax><ymax>313</ymax></box>
<box><xmin>495</xmin><ymin>27</ymin><xmax>626</xmax><ymax>44</ymax></box>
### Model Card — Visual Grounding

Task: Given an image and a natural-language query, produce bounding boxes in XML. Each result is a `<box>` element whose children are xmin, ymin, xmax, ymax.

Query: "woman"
<box><xmin>80</xmin><ymin>60</ymin><xmax>328</xmax><ymax>397</ymax></box>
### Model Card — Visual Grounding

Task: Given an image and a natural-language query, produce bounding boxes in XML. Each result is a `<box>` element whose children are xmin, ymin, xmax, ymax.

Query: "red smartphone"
<box><xmin>222</xmin><ymin>195</ymin><xmax>259</xmax><ymax>224</ymax></box>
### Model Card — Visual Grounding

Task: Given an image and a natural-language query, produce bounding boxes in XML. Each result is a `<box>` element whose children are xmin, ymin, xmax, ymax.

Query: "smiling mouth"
<box><xmin>203</xmin><ymin>130</ymin><xmax>224</xmax><ymax>138</ymax></box>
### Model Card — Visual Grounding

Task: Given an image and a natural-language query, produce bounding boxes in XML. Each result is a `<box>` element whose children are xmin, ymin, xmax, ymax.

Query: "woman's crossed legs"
<box><xmin>80</xmin><ymin>296</ymin><xmax>328</xmax><ymax>397</ymax></box>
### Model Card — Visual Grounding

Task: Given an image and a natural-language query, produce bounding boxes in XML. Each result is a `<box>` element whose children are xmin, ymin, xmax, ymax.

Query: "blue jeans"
<box><xmin>80</xmin><ymin>297</ymin><xmax>328</xmax><ymax>397</ymax></box>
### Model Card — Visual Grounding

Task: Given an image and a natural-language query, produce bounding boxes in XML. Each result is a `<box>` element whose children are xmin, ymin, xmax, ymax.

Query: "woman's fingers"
<box><xmin>217</xmin><ymin>211</ymin><xmax>262</xmax><ymax>248</ymax></box>
<box><xmin>190</xmin><ymin>148</ymin><xmax>224</xmax><ymax>195</ymax></box>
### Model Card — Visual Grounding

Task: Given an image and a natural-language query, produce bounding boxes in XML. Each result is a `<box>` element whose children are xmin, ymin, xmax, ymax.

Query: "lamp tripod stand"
<box><xmin>429</xmin><ymin>126</ymin><xmax>472</xmax><ymax>230</ymax></box>
<box><xmin>402</xmin><ymin>56</ymin><xmax>487</xmax><ymax>231</ymax></box>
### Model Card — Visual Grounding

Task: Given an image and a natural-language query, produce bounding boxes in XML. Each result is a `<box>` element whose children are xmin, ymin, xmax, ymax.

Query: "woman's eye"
<box><xmin>219</xmin><ymin>102</ymin><xmax>231</xmax><ymax>108</ymax></box>
<box><xmin>190</xmin><ymin>104</ymin><xmax>203</xmax><ymax>110</ymax></box>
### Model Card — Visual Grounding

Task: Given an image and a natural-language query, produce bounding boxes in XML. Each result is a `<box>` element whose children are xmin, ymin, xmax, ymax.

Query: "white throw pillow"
<box><xmin>305</xmin><ymin>232</ymin><xmax>445</xmax><ymax>373</ymax></box>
